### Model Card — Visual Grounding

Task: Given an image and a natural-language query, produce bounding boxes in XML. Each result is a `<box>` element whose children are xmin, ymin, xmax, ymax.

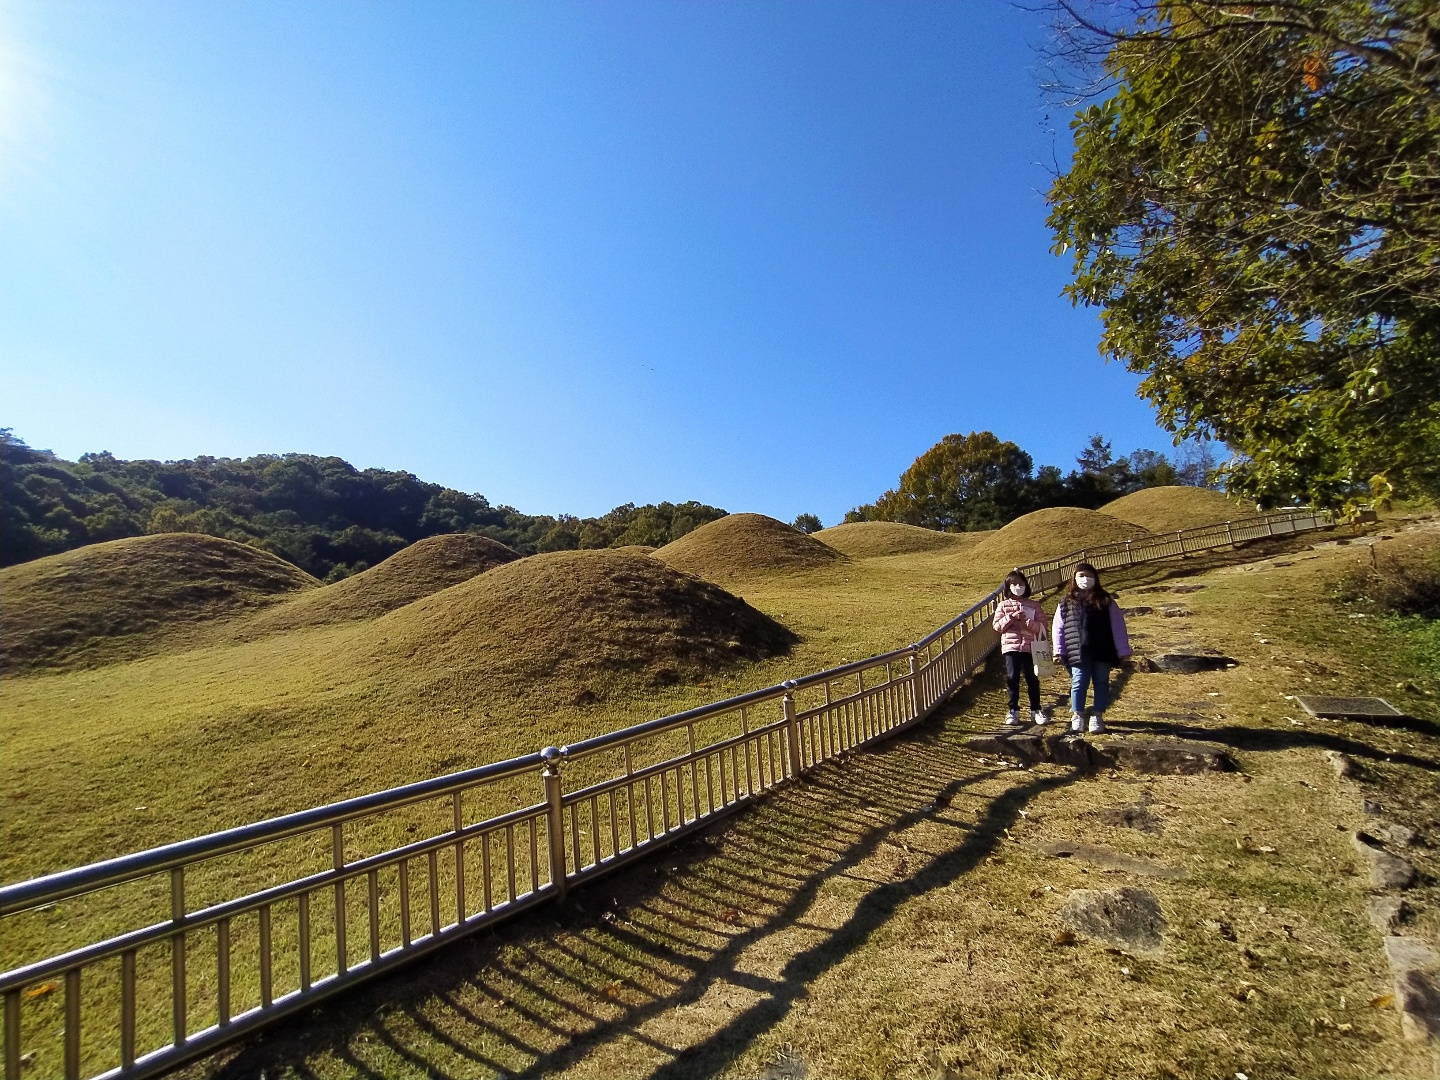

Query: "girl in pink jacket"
<box><xmin>991</xmin><ymin>569</ymin><xmax>1048</xmax><ymax>727</ymax></box>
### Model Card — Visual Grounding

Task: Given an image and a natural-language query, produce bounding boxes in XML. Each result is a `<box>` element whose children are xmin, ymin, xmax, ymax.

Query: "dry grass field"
<box><xmin>2</xmin><ymin>490</ymin><xmax>1436</xmax><ymax>1079</ymax></box>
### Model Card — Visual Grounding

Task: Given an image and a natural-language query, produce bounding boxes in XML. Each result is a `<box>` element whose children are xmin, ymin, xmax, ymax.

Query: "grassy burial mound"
<box><xmin>0</xmin><ymin>533</ymin><xmax>318</xmax><ymax>674</ymax></box>
<box><xmin>239</xmin><ymin>533</ymin><xmax>518</xmax><ymax>636</ymax></box>
<box><xmin>371</xmin><ymin>548</ymin><xmax>798</xmax><ymax>688</ymax></box>
<box><xmin>1102</xmin><ymin>485</ymin><xmax>1253</xmax><ymax>533</ymax></box>
<box><xmin>971</xmin><ymin>506</ymin><xmax>1152</xmax><ymax>569</ymax></box>
<box><xmin>654</xmin><ymin>513</ymin><xmax>844</xmax><ymax>582</ymax></box>
<box><xmin>815</xmin><ymin>521</ymin><xmax>980</xmax><ymax>559</ymax></box>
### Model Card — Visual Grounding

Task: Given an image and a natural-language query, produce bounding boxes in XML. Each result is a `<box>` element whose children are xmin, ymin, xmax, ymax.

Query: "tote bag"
<box><xmin>1031</xmin><ymin>627</ymin><xmax>1056</xmax><ymax>679</ymax></box>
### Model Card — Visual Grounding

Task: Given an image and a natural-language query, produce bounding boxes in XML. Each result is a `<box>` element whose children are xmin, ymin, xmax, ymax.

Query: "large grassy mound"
<box><xmin>654</xmin><ymin>513</ymin><xmax>843</xmax><ymax>582</ymax></box>
<box><xmin>240</xmin><ymin>533</ymin><xmax>518</xmax><ymax>635</ymax></box>
<box><xmin>971</xmin><ymin>507</ymin><xmax>1152</xmax><ymax>568</ymax></box>
<box><xmin>1102</xmin><ymin>486</ymin><xmax>1252</xmax><ymax>533</ymax></box>
<box><xmin>372</xmin><ymin>548</ymin><xmax>798</xmax><ymax>685</ymax></box>
<box><xmin>815</xmin><ymin>522</ymin><xmax>982</xmax><ymax>559</ymax></box>
<box><xmin>1</xmin><ymin>533</ymin><xmax>318</xmax><ymax>674</ymax></box>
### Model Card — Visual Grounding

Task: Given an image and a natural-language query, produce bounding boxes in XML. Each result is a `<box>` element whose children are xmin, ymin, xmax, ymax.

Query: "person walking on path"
<box><xmin>992</xmin><ymin>569</ymin><xmax>1048</xmax><ymax>727</ymax></box>
<box><xmin>1052</xmin><ymin>562</ymin><xmax>1131</xmax><ymax>734</ymax></box>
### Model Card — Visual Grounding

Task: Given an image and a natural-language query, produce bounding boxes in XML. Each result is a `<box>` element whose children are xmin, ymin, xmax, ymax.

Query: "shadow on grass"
<box><xmin>201</xmin><ymin>681</ymin><xmax>1080</xmax><ymax>1080</ymax></box>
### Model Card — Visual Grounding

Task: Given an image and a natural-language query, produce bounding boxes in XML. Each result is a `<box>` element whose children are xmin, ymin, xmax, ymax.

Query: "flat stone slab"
<box><xmin>1352</xmin><ymin>832</ymin><xmax>1419</xmax><ymax>890</ymax></box>
<box><xmin>1037</xmin><ymin>841</ymin><xmax>1186</xmax><ymax>879</ymax></box>
<box><xmin>1096</xmin><ymin>802</ymin><xmax>1164</xmax><ymax>834</ymax></box>
<box><xmin>1107</xmin><ymin>739</ymin><xmax>1236</xmax><ymax>775</ymax></box>
<box><xmin>1383</xmin><ymin>937</ymin><xmax>1440</xmax><ymax>1042</ymax></box>
<box><xmin>966</xmin><ymin>733</ymin><xmax>1236</xmax><ymax>775</ymax></box>
<box><xmin>1061</xmin><ymin>886</ymin><xmax>1166</xmax><ymax>956</ymax></box>
<box><xmin>1149</xmin><ymin>652</ymin><xmax>1239</xmax><ymax>674</ymax></box>
<box><xmin>1297</xmin><ymin>695</ymin><xmax>1404</xmax><ymax>719</ymax></box>
<box><xmin>1368</xmin><ymin>895</ymin><xmax>1409</xmax><ymax>933</ymax></box>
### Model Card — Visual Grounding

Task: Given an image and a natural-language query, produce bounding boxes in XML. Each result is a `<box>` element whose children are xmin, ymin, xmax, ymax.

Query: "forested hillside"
<box><xmin>0</xmin><ymin>430</ymin><xmax>725</xmax><ymax>580</ymax></box>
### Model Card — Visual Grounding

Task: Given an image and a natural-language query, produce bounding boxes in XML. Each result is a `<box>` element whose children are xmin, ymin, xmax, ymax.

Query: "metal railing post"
<box><xmin>782</xmin><ymin>682</ymin><xmax>802</xmax><ymax>777</ymax></box>
<box><xmin>1224</xmin><ymin>520</ymin><xmax>1235</xmax><ymax>547</ymax></box>
<box><xmin>541</xmin><ymin>747</ymin><xmax>568</xmax><ymax>899</ymax></box>
<box><xmin>908</xmin><ymin>648</ymin><xmax>922</xmax><ymax>719</ymax></box>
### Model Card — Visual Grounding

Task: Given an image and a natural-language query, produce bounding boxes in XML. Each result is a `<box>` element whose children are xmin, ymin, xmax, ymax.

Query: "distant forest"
<box><xmin>0</xmin><ymin>430</ymin><xmax>726</xmax><ymax>580</ymax></box>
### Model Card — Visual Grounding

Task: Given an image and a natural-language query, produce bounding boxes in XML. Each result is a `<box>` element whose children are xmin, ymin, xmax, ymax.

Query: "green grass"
<box><xmin>3</xmin><ymin>517</ymin><xmax>1437</xmax><ymax>1079</ymax></box>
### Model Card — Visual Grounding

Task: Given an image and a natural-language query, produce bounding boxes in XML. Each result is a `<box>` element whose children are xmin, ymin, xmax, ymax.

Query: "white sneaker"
<box><xmin>1088</xmin><ymin>715</ymin><xmax>1107</xmax><ymax>734</ymax></box>
<box><xmin>1032</xmin><ymin>710</ymin><xmax>1048</xmax><ymax>726</ymax></box>
<box><xmin>1005</xmin><ymin>710</ymin><xmax>1020</xmax><ymax>726</ymax></box>
<box><xmin>1070</xmin><ymin>713</ymin><xmax>1085</xmax><ymax>733</ymax></box>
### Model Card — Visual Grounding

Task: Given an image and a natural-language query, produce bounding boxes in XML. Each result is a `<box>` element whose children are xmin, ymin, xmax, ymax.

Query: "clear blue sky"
<box><xmin>0</xmin><ymin>0</ymin><xmax>1171</xmax><ymax>525</ymax></box>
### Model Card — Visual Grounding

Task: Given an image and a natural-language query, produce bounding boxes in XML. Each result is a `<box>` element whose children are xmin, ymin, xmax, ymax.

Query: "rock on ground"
<box><xmin>1060</xmin><ymin>886</ymin><xmax>1166</xmax><ymax>956</ymax></box>
<box><xmin>1382</xmin><ymin>936</ymin><xmax>1440</xmax><ymax>1042</ymax></box>
<box><xmin>1037</xmin><ymin>841</ymin><xmax>1186</xmax><ymax>880</ymax></box>
<box><xmin>965</xmin><ymin>732</ymin><xmax>1235</xmax><ymax>775</ymax></box>
<box><xmin>1352</xmin><ymin>832</ymin><xmax>1419</xmax><ymax>890</ymax></box>
<box><xmin>1367</xmin><ymin>896</ymin><xmax>1409</xmax><ymax>933</ymax></box>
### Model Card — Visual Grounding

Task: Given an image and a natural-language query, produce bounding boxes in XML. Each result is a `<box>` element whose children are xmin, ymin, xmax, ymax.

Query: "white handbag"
<box><xmin>1031</xmin><ymin>628</ymin><xmax>1056</xmax><ymax>679</ymax></box>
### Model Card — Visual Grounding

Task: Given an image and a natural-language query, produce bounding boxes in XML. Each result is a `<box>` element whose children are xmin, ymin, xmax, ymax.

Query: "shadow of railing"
<box><xmin>205</xmin><ymin>679</ymin><xmax>1078</xmax><ymax>1080</ymax></box>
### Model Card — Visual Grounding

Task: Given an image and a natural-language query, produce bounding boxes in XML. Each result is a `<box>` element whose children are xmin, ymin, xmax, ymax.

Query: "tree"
<box><xmin>792</xmin><ymin>513</ymin><xmax>823</xmax><ymax>534</ymax></box>
<box><xmin>1046</xmin><ymin>0</ymin><xmax>1440</xmax><ymax>507</ymax></box>
<box><xmin>867</xmin><ymin>432</ymin><xmax>1036</xmax><ymax>531</ymax></box>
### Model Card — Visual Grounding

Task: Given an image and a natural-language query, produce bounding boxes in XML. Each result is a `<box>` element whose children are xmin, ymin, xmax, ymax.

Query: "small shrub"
<box><xmin>1333</xmin><ymin>544</ymin><xmax>1440</xmax><ymax>619</ymax></box>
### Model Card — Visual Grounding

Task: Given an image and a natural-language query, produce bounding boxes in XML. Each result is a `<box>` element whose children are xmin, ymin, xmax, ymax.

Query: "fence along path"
<box><xmin>0</xmin><ymin>509</ymin><xmax>1331</xmax><ymax>1080</ymax></box>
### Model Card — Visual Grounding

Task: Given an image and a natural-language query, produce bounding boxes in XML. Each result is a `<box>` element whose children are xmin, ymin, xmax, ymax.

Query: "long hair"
<box><xmin>1002</xmin><ymin>569</ymin><xmax>1032</xmax><ymax>599</ymax></box>
<box><xmin>1061</xmin><ymin>561</ymin><xmax>1111</xmax><ymax>609</ymax></box>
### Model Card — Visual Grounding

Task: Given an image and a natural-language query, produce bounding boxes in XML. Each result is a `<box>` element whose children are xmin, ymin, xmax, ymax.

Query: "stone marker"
<box><xmin>1037</xmin><ymin>841</ymin><xmax>1186</xmax><ymax>879</ymax></box>
<box><xmin>1367</xmin><ymin>895</ymin><xmax>1409</xmax><ymax>933</ymax></box>
<box><xmin>1123</xmin><ymin>606</ymin><xmax>1155</xmax><ymax>617</ymax></box>
<box><xmin>1352</xmin><ymin>832</ymin><xmax>1419</xmax><ymax>890</ymax></box>
<box><xmin>1150</xmin><ymin>652</ymin><xmax>1239</xmax><ymax>674</ymax></box>
<box><xmin>1160</xmin><ymin>605</ymin><xmax>1192</xmax><ymax>618</ymax></box>
<box><xmin>964</xmin><ymin>733</ymin><xmax>1235</xmax><ymax>775</ymax></box>
<box><xmin>1108</xmin><ymin>739</ymin><xmax>1236</xmax><ymax>775</ymax></box>
<box><xmin>1325</xmin><ymin>750</ymin><xmax>1361</xmax><ymax>779</ymax></box>
<box><xmin>1061</xmin><ymin>887</ymin><xmax>1166</xmax><ymax>956</ymax></box>
<box><xmin>1382</xmin><ymin>936</ymin><xmax>1440</xmax><ymax>1042</ymax></box>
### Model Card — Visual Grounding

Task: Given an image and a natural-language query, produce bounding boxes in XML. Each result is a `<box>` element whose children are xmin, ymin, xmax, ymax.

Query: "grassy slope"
<box><xmin>183</xmin><ymin>521</ymin><xmax>1438</xmax><ymax>1080</ymax></box>
<box><xmin>4</xmin><ymin>517</ymin><xmax>1436</xmax><ymax>1079</ymax></box>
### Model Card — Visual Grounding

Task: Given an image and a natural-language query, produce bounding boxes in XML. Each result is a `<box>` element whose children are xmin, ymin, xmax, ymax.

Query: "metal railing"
<box><xmin>0</xmin><ymin>508</ymin><xmax>1331</xmax><ymax>1080</ymax></box>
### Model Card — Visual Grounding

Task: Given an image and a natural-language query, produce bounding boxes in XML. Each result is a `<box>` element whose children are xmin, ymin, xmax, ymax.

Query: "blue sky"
<box><xmin>0</xmin><ymin>0</ymin><xmax>1171</xmax><ymax>525</ymax></box>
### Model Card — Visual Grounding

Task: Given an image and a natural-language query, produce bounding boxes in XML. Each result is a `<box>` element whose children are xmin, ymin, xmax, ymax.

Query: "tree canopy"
<box><xmin>0</xmin><ymin>430</ymin><xmax>726</xmax><ymax>578</ymax></box>
<box><xmin>846</xmin><ymin>430</ymin><xmax>1214</xmax><ymax>529</ymax></box>
<box><xmin>1046</xmin><ymin>0</ymin><xmax>1440</xmax><ymax>507</ymax></box>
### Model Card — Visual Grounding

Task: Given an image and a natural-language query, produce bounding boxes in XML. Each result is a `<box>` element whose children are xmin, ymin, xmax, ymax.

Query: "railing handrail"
<box><xmin>0</xmin><ymin>507</ymin><xmax>1322</xmax><ymax>917</ymax></box>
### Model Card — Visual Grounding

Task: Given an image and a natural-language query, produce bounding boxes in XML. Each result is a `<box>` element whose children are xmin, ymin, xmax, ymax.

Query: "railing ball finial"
<box><xmin>540</xmin><ymin>746</ymin><xmax>564</xmax><ymax>773</ymax></box>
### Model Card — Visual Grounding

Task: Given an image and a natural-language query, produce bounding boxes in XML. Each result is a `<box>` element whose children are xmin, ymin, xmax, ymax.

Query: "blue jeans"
<box><xmin>1070</xmin><ymin>660</ymin><xmax>1112</xmax><ymax>716</ymax></box>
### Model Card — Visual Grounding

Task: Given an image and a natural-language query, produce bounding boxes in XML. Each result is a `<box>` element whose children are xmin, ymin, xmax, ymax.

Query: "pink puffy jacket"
<box><xmin>992</xmin><ymin>596</ymin><xmax>1046</xmax><ymax>654</ymax></box>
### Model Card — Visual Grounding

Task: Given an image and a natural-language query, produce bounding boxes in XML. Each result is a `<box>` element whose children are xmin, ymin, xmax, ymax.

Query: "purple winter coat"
<box><xmin>1052</xmin><ymin>597</ymin><xmax>1131</xmax><ymax>667</ymax></box>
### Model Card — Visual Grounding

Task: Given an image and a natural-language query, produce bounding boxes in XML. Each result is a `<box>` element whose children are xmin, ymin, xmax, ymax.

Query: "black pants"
<box><xmin>1004</xmin><ymin>651</ymin><xmax>1040</xmax><ymax>712</ymax></box>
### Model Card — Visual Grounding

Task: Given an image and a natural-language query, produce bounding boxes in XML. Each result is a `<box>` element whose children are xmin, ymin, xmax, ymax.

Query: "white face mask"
<box><xmin>1009</xmin><ymin>583</ymin><xmax>1026</xmax><ymax>597</ymax></box>
<box><xmin>1076</xmin><ymin>575</ymin><xmax>1095</xmax><ymax>590</ymax></box>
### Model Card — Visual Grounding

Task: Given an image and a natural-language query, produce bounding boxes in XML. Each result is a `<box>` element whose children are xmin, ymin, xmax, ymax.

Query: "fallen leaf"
<box><xmin>23</xmin><ymin>983</ymin><xmax>56</xmax><ymax>1000</ymax></box>
<box><xmin>1370</xmin><ymin>993</ymin><xmax>1394</xmax><ymax>1008</ymax></box>
<box><xmin>1052</xmin><ymin>930</ymin><xmax>1076</xmax><ymax>946</ymax></box>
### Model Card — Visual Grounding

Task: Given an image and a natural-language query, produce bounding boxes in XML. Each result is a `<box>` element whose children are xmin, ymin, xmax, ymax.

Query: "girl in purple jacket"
<box><xmin>992</xmin><ymin>569</ymin><xmax>1048</xmax><ymax>727</ymax></box>
<box><xmin>1051</xmin><ymin>562</ymin><xmax>1131</xmax><ymax>734</ymax></box>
